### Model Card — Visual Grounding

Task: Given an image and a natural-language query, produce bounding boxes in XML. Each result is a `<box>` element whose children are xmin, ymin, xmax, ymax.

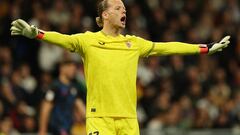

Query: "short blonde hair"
<box><xmin>96</xmin><ymin>0</ymin><xmax>109</xmax><ymax>27</ymax></box>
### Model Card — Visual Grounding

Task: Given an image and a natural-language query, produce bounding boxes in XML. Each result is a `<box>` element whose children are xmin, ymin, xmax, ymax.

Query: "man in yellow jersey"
<box><xmin>10</xmin><ymin>0</ymin><xmax>230</xmax><ymax>134</ymax></box>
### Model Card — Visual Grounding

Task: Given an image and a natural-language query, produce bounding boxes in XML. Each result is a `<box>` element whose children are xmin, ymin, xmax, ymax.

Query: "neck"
<box><xmin>59</xmin><ymin>74</ymin><xmax>70</xmax><ymax>85</ymax></box>
<box><xmin>101</xmin><ymin>24</ymin><xmax>122</xmax><ymax>37</ymax></box>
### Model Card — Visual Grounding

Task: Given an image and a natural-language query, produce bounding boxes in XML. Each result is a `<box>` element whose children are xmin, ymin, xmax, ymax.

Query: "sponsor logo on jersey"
<box><xmin>126</xmin><ymin>41</ymin><xmax>132</xmax><ymax>48</ymax></box>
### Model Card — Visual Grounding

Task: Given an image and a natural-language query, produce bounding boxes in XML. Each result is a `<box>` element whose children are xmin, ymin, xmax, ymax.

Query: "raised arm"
<box><xmin>138</xmin><ymin>36</ymin><xmax>230</xmax><ymax>57</ymax></box>
<box><xmin>10</xmin><ymin>19</ymin><xmax>84</xmax><ymax>53</ymax></box>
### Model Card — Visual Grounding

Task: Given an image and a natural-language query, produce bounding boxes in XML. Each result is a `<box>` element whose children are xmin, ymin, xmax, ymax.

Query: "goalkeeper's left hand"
<box><xmin>207</xmin><ymin>36</ymin><xmax>230</xmax><ymax>54</ymax></box>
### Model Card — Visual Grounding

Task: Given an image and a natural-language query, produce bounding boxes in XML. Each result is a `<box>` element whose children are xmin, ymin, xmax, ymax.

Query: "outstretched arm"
<box><xmin>10</xmin><ymin>19</ymin><xmax>84</xmax><ymax>53</ymax></box>
<box><xmin>40</xmin><ymin>31</ymin><xmax>81</xmax><ymax>52</ymax></box>
<box><xmin>150</xmin><ymin>42</ymin><xmax>201</xmax><ymax>55</ymax></box>
<box><xmin>138</xmin><ymin>36</ymin><xmax>230</xmax><ymax>57</ymax></box>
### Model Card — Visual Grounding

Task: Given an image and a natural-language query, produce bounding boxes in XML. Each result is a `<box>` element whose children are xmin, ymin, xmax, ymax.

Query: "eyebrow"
<box><xmin>115</xmin><ymin>5</ymin><xmax>126</xmax><ymax>9</ymax></box>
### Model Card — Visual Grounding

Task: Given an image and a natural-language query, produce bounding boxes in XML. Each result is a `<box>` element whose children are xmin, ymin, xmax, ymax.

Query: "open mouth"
<box><xmin>120</xmin><ymin>16</ymin><xmax>126</xmax><ymax>24</ymax></box>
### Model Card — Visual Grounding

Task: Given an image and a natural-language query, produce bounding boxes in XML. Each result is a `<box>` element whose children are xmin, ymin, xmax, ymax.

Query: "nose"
<box><xmin>122</xmin><ymin>8</ymin><xmax>126</xmax><ymax>14</ymax></box>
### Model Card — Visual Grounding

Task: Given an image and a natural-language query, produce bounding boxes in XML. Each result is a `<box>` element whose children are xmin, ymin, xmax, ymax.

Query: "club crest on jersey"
<box><xmin>126</xmin><ymin>41</ymin><xmax>132</xmax><ymax>48</ymax></box>
<box><xmin>70</xmin><ymin>87</ymin><xmax>77</xmax><ymax>96</ymax></box>
<box><xmin>98</xmin><ymin>41</ymin><xmax>105</xmax><ymax>45</ymax></box>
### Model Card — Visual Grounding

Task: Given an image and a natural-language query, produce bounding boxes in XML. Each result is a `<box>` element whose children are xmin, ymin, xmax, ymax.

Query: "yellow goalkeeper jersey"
<box><xmin>41</xmin><ymin>31</ymin><xmax>200</xmax><ymax>118</ymax></box>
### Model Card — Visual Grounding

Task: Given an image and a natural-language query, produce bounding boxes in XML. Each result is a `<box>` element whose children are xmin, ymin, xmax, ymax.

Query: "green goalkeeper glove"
<box><xmin>10</xmin><ymin>19</ymin><xmax>40</xmax><ymax>39</ymax></box>
<box><xmin>207</xmin><ymin>36</ymin><xmax>230</xmax><ymax>54</ymax></box>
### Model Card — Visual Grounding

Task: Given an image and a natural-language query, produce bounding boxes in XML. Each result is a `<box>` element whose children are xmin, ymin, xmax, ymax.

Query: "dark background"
<box><xmin>0</xmin><ymin>0</ymin><xmax>240</xmax><ymax>134</ymax></box>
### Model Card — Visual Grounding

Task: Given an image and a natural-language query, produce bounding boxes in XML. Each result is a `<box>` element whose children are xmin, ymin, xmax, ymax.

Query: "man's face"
<box><xmin>104</xmin><ymin>0</ymin><xmax>126</xmax><ymax>28</ymax></box>
<box><xmin>61</xmin><ymin>63</ymin><xmax>77</xmax><ymax>80</ymax></box>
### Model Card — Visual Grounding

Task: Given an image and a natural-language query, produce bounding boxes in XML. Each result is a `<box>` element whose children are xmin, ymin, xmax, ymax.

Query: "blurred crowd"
<box><xmin>0</xmin><ymin>0</ymin><xmax>240</xmax><ymax>134</ymax></box>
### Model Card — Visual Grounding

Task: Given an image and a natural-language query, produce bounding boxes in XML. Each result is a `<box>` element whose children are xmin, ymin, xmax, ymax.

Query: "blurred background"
<box><xmin>0</xmin><ymin>0</ymin><xmax>240</xmax><ymax>135</ymax></box>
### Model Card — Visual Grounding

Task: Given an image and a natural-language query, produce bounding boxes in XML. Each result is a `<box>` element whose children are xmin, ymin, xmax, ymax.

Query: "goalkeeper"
<box><xmin>10</xmin><ymin>0</ymin><xmax>230</xmax><ymax>134</ymax></box>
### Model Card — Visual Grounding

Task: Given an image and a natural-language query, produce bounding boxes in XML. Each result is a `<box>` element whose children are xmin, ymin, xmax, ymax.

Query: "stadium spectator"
<box><xmin>39</xmin><ymin>60</ymin><xmax>85</xmax><ymax>135</ymax></box>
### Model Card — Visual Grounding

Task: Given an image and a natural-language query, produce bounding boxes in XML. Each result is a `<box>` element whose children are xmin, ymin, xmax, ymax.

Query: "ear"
<box><xmin>102</xmin><ymin>11</ymin><xmax>108</xmax><ymax>20</ymax></box>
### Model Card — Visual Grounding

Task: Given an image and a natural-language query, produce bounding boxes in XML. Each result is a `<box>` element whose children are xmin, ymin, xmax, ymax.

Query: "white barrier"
<box><xmin>140</xmin><ymin>128</ymin><xmax>240</xmax><ymax>135</ymax></box>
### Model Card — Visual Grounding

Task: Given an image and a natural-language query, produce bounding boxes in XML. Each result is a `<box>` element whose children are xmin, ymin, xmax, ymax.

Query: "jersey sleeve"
<box><xmin>135</xmin><ymin>36</ymin><xmax>201</xmax><ymax>57</ymax></box>
<box><xmin>40</xmin><ymin>31</ymin><xmax>88</xmax><ymax>56</ymax></box>
<box><xmin>43</xmin><ymin>83</ymin><xmax>57</xmax><ymax>103</ymax></box>
<box><xmin>150</xmin><ymin>42</ymin><xmax>200</xmax><ymax>56</ymax></box>
<box><xmin>134</xmin><ymin>36</ymin><xmax>155</xmax><ymax>57</ymax></box>
<box><xmin>44</xmin><ymin>89</ymin><xmax>55</xmax><ymax>102</ymax></box>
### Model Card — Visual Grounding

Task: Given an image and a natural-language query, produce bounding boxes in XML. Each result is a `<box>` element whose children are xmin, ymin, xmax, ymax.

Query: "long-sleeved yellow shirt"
<box><xmin>40</xmin><ymin>31</ymin><xmax>201</xmax><ymax>118</ymax></box>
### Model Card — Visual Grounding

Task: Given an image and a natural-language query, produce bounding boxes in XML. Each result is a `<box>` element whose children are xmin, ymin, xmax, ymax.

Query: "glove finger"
<box><xmin>11</xmin><ymin>20</ymin><xmax>19</xmax><ymax>26</ymax></box>
<box><xmin>218</xmin><ymin>49</ymin><xmax>223</xmax><ymax>51</ymax></box>
<box><xmin>220</xmin><ymin>35</ymin><xmax>230</xmax><ymax>43</ymax></box>
<box><xmin>11</xmin><ymin>20</ymin><xmax>23</xmax><ymax>30</ymax></box>
<box><xmin>223</xmin><ymin>45</ymin><xmax>228</xmax><ymax>48</ymax></box>
<box><xmin>14</xmin><ymin>21</ymin><xmax>26</xmax><ymax>29</ymax></box>
<box><xmin>16</xmin><ymin>19</ymin><xmax>29</xmax><ymax>29</ymax></box>
<box><xmin>15</xmin><ymin>21</ymin><xmax>26</xmax><ymax>29</ymax></box>
<box><xmin>219</xmin><ymin>36</ymin><xmax>230</xmax><ymax>44</ymax></box>
<box><xmin>11</xmin><ymin>20</ymin><xmax>16</xmax><ymax>26</ymax></box>
<box><xmin>11</xmin><ymin>31</ymin><xmax>21</xmax><ymax>36</ymax></box>
<box><xmin>221</xmin><ymin>41</ymin><xmax>230</xmax><ymax>48</ymax></box>
<box><xmin>224</xmin><ymin>41</ymin><xmax>230</xmax><ymax>45</ymax></box>
<box><xmin>10</xmin><ymin>26</ymin><xmax>21</xmax><ymax>32</ymax></box>
<box><xmin>217</xmin><ymin>41</ymin><xmax>229</xmax><ymax>49</ymax></box>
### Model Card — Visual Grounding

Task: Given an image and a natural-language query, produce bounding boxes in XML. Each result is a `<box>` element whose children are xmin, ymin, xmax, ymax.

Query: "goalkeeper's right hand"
<box><xmin>10</xmin><ymin>19</ymin><xmax>40</xmax><ymax>39</ymax></box>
